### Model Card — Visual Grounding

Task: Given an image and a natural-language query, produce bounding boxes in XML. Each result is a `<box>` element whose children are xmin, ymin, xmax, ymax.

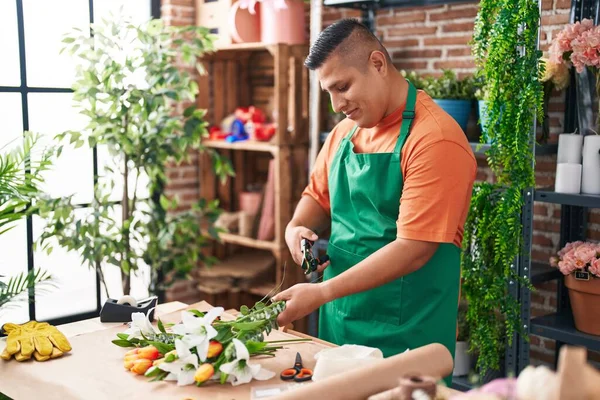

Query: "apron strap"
<box><xmin>393</xmin><ymin>80</ymin><xmax>417</xmax><ymax>155</ymax></box>
<box><xmin>345</xmin><ymin>124</ymin><xmax>359</xmax><ymax>140</ymax></box>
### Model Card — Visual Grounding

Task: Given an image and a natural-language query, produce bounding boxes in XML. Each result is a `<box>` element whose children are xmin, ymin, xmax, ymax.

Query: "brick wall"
<box><xmin>164</xmin><ymin>0</ymin><xmax>600</xmax><ymax>366</ymax></box>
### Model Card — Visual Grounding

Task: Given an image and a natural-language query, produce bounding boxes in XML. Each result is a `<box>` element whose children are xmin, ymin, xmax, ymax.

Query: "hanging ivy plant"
<box><xmin>463</xmin><ymin>0</ymin><xmax>544</xmax><ymax>378</ymax></box>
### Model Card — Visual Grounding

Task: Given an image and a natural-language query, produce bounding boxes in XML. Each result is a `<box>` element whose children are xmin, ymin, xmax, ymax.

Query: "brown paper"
<box><xmin>276</xmin><ymin>343</ymin><xmax>453</xmax><ymax>400</ymax></box>
<box><xmin>0</xmin><ymin>302</ymin><xmax>458</xmax><ymax>400</ymax></box>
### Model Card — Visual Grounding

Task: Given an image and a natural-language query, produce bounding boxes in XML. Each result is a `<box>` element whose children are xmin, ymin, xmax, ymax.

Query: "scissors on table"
<box><xmin>280</xmin><ymin>352</ymin><xmax>313</xmax><ymax>382</ymax></box>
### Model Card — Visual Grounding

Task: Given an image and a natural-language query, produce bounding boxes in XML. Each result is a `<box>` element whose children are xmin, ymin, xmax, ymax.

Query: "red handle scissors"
<box><xmin>280</xmin><ymin>352</ymin><xmax>313</xmax><ymax>382</ymax></box>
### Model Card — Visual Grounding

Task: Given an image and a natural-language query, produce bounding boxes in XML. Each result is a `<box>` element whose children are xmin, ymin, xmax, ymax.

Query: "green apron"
<box><xmin>319</xmin><ymin>82</ymin><xmax>461</xmax><ymax>386</ymax></box>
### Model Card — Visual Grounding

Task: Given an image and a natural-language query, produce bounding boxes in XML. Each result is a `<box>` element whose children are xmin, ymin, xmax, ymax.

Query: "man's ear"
<box><xmin>369</xmin><ymin>51</ymin><xmax>388</xmax><ymax>75</ymax></box>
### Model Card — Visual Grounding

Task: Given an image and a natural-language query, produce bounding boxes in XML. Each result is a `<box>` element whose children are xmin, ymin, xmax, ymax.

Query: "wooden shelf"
<box><xmin>214</xmin><ymin>42</ymin><xmax>273</xmax><ymax>52</ymax></box>
<box><xmin>204</xmin><ymin>230</ymin><xmax>282</xmax><ymax>251</ymax></box>
<box><xmin>203</xmin><ymin>139</ymin><xmax>278</xmax><ymax>154</ymax></box>
<box><xmin>247</xmin><ymin>282</ymin><xmax>278</xmax><ymax>298</ymax></box>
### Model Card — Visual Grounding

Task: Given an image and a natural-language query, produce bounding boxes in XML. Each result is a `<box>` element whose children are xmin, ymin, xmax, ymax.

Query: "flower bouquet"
<box><xmin>549</xmin><ymin>241</ymin><xmax>600</xmax><ymax>335</ymax></box>
<box><xmin>111</xmin><ymin>300</ymin><xmax>303</xmax><ymax>387</ymax></box>
<box><xmin>548</xmin><ymin>18</ymin><xmax>600</xmax><ymax>133</ymax></box>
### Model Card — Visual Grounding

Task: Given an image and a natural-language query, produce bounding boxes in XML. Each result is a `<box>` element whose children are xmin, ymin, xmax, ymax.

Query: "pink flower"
<box><xmin>549</xmin><ymin>19</ymin><xmax>596</xmax><ymax>67</ymax></box>
<box><xmin>570</xmin><ymin>27</ymin><xmax>600</xmax><ymax>72</ymax></box>
<box><xmin>574</xmin><ymin>243</ymin><xmax>598</xmax><ymax>264</ymax></box>
<box><xmin>558</xmin><ymin>241</ymin><xmax>584</xmax><ymax>257</ymax></box>
<box><xmin>549</xmin><ymin>256</ymin><xmax>559</xmax><ymax>267</ymax></box>
<box><xmin>590</xmin><ymin>258</ymin><xmax>600</xmax><ymax>278</ymax></box>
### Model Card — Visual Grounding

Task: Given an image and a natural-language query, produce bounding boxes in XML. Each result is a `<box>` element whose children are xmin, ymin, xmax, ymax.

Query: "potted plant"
<box><xmin>550</xmin><ymin>241</ymin><xmax>600</xmax><ymax>335</ymax></box>
<box><xmin>403</xmin><ymin>69</ymin><xmax>476</xmax><ymax>133</ymax></box>
<box><xmin>0</xmin><ymin>132</ymin><xmax>55</xmax><ymax>319</ymax></box>
<box><xmin>453</xmin><ymin>299</ymin><xmax>472</xmax><ymax>377</ymax></box>
<box><xmin>34</xmin><ymin>17</ymin><xmax>235</xmax><ymax>303</ymax></box>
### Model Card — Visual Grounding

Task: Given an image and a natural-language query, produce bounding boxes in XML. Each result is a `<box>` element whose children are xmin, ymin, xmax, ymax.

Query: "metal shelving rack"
<box><xmin>516</xmin><ymin>0</ymin><xmax>600</xmax><ymax>374</ymax></box>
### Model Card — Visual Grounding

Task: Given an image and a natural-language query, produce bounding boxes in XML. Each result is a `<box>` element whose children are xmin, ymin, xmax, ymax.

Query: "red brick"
<box><xmin>533</xmin><ymin>220</ymin><xmax>561</xmax><ymax>233</ymax></box>
<box><xmin>323</xmin><ymin>10</ymin><xmax>342</xmax><ymax>21</ymax></box>
<box><xmin>533</xmin><ymin>234</ymin><xmax>554</xmax><ymax>247</ymax></box>
<box><xmin>548</xmin><ymin>102</ymin><xmax>565</xmax><ymax>112</ymax></box>
<box><xmin>394</xmin><ymin>61</ymin><xmax>428</xmax><ymax>70</ymax></box>
<box><xmin>541</xmin><ymin>13</ymin><xmax>570</xmax><ymax>26</ymax></box>
<box><xmin>532</xmin><ymin>307</ymin><xmax>552</xmax><ymax>318</ymax></box>
<box><xmin>448</xmin><ymin>48</ymin><xmax>473</xmax><ymax>57</ymax></box>
<box><xmin>378</xmin><ymin>11</ymin><xmax>426</xmax><ymax>25</ymax></box>
<box><xmin>180</xmin><ymin>8</ymin><xmax>194</xmax><ymax>19</ymax></box>
<box><xmin>540</xmin><ymin>31</ymin><xmax>548</xmax><ymax>42</ymax></box>
<box><xmin>536</xmin><ymin>159</ymin><xmax>557</xmax><ymax>173</ymax></box>
<box><xmin>530</xmin><ymin>335</ymin><xmax>541</xmax><ymax>346</ymax></box>
<box><xmin>587</xmin><ymin>228</ymin><xmax>600</xmax><ymax>240</ymax></box>
<box><xmin>429</xmin><ymin>8</ymin><xmax>478</xmax><ymax>21</ymax></box>
<box><xmin>549</xmin><ymin>295</ymin><xmax>558</xmax><ymax>307</ymax></box>
<box><xmin>542</xmin><ymin>0</ymin><xmax>553</xmax><ymax>10</ymax></box>
<box><xmin>535</xmin><ymin>281</ymin><xmax>558</xmax><ymax>292</ymax></box>
<box><xmin>388</xmin><ymin>26</ymin><xmax>438</xmax><ymax>36</ymax></box>
<box><xmin>476</xmin><ymin>171</ymin><xmax>489</xmax><ymax>181</ymax></box>
<box><xmin>534</xmin><ymin>204</ymin><xmax>549</xmax><ymax>216</ymax></box>
<box><xmin>393</xmin><ymin>49</ymin><xmax>442</xmax><ymax>59</ymax></box>
<box><xmin>590</xmin><ymin>210</ymin><xmax>600</xmax><ymax>224</ymax></box>
<box><xmin>383</xmin><ymin>38</ymin><xmax>419</xmax><ymax>48</ymax></box>
<box><xmin>536</xmin><ymin>175</ymin><xmax>556</xmax><ymax>187</ymax></box>
<box><xmin>434</xmin><ymin>60</ymin><xmax>476</xmax><ymax>69</ymax></box>
<box><xmin>162</xmin><ymin>0</ymin><xmax>193</xmax><ymax>5</ymax></box>
<box><xmin>540</xmin><ymin>43</ymin><xmax>551</xmax><ymax>52</ymax></box>
<box><xmin>531</xmin><ymin>350</ymin><xmax>556</xmax><ymax>364</ymax></box>
<box><xmin>424</xmin><ymin>35</ymin><xmax>472</xmax><ymax>46</ymax></box>
<box><xmin>531</xmin><ymin>292</ymin><xmax>547</xmax><ymax>306</ymax></box>
<box><xmin>542</xmin><ymin>339</ymin><xmax>556</xmax><ymax>351</ymax></box>
<box><xmin>556</xmin><ymin>0</ymin><xmax>571</xmax><ymax>9</ymax></box>
<box><xmin>443</xmin><ymin>22</ymin><xmax>475</xmax><ymax>33</ymax></box>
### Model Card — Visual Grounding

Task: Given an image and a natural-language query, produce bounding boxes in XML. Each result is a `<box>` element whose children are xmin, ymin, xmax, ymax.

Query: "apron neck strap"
<box><xmin>393</xmin><ymin>80</ymin><xmax>417</xmax><ymax>155</ymax></box>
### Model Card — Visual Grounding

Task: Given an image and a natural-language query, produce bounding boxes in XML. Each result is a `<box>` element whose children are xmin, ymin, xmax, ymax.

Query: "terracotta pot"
<box><xmin>260</xmin><ymin>0</ymin><xmax>306</xmax><ymax>45</ymax></box>
<box><xmin>565</xmin><ymin>273</ymin><xmax>600</xmax><ymax>335</ymax></box>
<box><xmin>228</xmin><ymin>1</ymin><xmax>261</xmax><ymax>44</ymax></box>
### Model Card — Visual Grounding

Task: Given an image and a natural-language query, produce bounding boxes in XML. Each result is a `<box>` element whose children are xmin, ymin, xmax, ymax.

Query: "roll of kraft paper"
<box><xmin>275</xmin><ymin>343</ymin><xmax>453</xmax><ymax>400</ymax></box>
<box><xmin>581</xmin><ymin>135</ymin><xmax>600</xmax><ymax>195</ymax></box>
<box><xmin>557</xmin><ymin>133</ymin><xmax>583</xmax><ymax>164</ymax></box>
<box><xmin>555</xmin><ymin>163</ymin><xmax>582</xmax><ymax>194</ymax></box>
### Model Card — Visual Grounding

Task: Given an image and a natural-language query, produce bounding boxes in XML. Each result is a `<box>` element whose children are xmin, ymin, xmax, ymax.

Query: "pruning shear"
<box><xmin>300</xmin><ymin>239</ymin><xmax>329</xmax><ymax>275</ymax></box>
<box><xmin>280</xmin><ymin>352</ymin><xmax>313</xmax><ymax>382</ymax></box>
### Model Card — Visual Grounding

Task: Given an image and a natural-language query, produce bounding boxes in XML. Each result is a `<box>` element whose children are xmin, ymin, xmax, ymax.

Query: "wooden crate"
<box><xmin>196</xmin><ymin>43</ymin><xmax>310</xmax><ymax>332</ymax></box>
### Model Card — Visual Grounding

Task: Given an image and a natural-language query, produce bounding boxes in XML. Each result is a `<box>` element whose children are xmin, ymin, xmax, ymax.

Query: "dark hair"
<box><xmin>304</xmin><ymin>19</ymin><xmax>389</xmax><ymax>70</ymax></box>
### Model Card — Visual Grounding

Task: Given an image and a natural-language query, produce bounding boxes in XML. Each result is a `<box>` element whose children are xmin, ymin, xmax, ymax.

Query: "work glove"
<box><xmin>1</xmin><ymin>320</ymin><xmax>72</xmax><ymax>362</ymax></box>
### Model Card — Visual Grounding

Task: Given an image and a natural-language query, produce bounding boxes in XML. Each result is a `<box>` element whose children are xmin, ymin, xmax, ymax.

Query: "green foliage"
<box><xmin>0</xmin><ymin>132</ymin><xmax>56</xmax><ymax>313</ymax></box>
<box><xmin>463</xmin><ymin>0</ymin><xmax>543</xmax><ymax>379</ymax></box>
<box><xmin>0</xmin><ymin>269</ymin><xmax>55</xmax><ymax>313</ymax></box>
<box><xmin>401</xmin><ymin>69</ymin><xmax>477</xmax><ymax>100</ymax></box>
<box><xmin>33</xmin><ymin>16</ymin><xmax>235</xmax><ymax>298</ymax></box>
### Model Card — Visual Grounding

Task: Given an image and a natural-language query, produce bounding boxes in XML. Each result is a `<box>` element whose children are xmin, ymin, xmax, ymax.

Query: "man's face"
<box><xmin>317</xmin><ymin>53</ymin><xmax>387</xmax><ymax>128</ymax></box>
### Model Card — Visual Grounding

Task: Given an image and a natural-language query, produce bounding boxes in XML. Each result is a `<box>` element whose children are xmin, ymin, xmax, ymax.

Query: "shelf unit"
<box><xmin>516</xmin><ymin>0</ymin><xmax>600</xmax><ymax>374</ymax></box>
<box><xmin>196</xmin><ymin>42</ymin><xmax>311</xmax><ymax>331</ymax></box>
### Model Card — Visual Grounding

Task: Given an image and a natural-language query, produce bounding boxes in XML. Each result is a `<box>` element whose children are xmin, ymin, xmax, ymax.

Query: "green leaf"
<box><xmin>232</xmin><ymin>321</ymin><xmax>265</xmax><ymax>331</ymax></box>
<box><xmin>240</xmin><ymin>305</ymin><xmax>249</xmax><ymax>315</ymax></box>
<box><xmin>187</xmin><ymin>310</ymin><xmax>205</xmax><ymax>318</ymax></box>
<box><xmin>157</xmin><ymin>318</ymin><xmax>166</xmax><ymax>334</ymax></box>
<box><xmin>112</xmin><ymin>339</ymin><xmax>134</xmax><ymax>348</ymax></box>
<box><xmin>146</xmin><ymin>341</ymin><xmax>175</xmax><ymax>355</ymax></box>
<box><xmin>214</xmin><ymin>327</ymin><xmax>234</xmax><ymax>344</ymax></box>
<box><xmin>183</xmin><ymin>105</ymin><xmax>196</xmax><ymax>118</ymax></box>
<box><xmin>117</xmin><ymin>333</ymin><xmax>130</xmax><ymax>340</ymax></box>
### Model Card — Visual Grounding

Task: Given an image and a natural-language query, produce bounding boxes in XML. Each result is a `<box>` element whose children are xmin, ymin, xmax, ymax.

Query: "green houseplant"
<box><xmin>401</xmin><ymin>69</ymin><xmax>476</xmax><ymax>132</ymax></box>
<box><xmin>0</xmin><ymin>132</ymin><xmax>55</xmax><ymax>316</ymax></box>
<box><xmin>34</xmin><ymin>17</ymin><xmax>234</xmax><ymax>302</ymax></box>
<box><xmin>463</xmin><ymin>0</ymin><xmax>543</xmax><ymax>381</ymax></box>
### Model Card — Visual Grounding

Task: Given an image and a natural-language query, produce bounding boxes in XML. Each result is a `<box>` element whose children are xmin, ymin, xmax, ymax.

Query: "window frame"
<box><xmin>0</xmin><ymin>0</ymin><xmax>161</xmax><ymax>326</ymax></box>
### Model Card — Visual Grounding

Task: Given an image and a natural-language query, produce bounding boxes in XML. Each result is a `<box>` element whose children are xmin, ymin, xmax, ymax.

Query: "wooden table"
<box><xmin>0</xmin><ymin>301</ymin><xmax>460</xmax><ymax>399</ymax></box>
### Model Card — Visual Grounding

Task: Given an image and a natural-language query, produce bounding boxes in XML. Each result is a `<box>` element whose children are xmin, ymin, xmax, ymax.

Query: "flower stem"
<box><xmin>265</xmin><ymin>339</ymin><xmax>312</xmax><ymax>344</ymax></box>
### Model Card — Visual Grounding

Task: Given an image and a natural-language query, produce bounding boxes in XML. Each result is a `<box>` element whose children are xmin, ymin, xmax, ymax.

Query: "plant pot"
<box><xmin>259</xmin><ymin>0</ymin><xmax>305</xmax><ymax>45</ymax></box>
<box><xmin>453</xmin><ymin>341</ymin><xmax>472</xmax><ymax>377</ymax></box>
<box><xmin>433</xmin><ymin>99</ymin><xmax>472</xmax><ymax>133</ymax></box>
<box><xmin>565</xmin><ymin>273</ymin><xmax>600</xmax><ymax>335</ymax></box>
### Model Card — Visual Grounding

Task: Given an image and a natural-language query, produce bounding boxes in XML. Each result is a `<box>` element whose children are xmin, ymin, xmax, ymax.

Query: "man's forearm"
<box><xmin>287</xmin><ymin>195</ymin><xmax>330</xmax><ymax>234</ymax></box>
<box><xmin>320</xmin><ymin>238</ymin><xmax>439</xmax><ymax>302</ymax></box>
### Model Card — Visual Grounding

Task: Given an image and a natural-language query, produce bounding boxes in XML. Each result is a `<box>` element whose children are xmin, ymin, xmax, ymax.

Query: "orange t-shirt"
<box><xmin>303</xmin><ymin>90</ymin><xmax>477</xmax><ymax>248</ymax></box>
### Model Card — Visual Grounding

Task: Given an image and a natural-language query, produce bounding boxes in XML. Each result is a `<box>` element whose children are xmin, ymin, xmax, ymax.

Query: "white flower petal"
<box><xmin>177</xmin><ymin>370</ymin><xmax>196</xmax><ymax>386</ymax></box>
<box><xmin>252</xmin><ymin>365</ymin><xmax>276</xmax><ymax>381</ymax></box>
<box><xmin>220</xmin><ymin>360</ymin><xmax>238</xmax><ymax>375</ymax></box>
<box><xmin>164</xmin><ymin>372</ymin><xmax>178</xmax><ymax>381</ymax></box>
<box><xmin>203</xmin><ymin>306</ymin><xmax>224</xmax><ymax>323</ymax></box>
<box><xmin>196</xmin><ymin>337</ymin><xmax>210</xmax><ymax>362</ymax></box>
<box><xmin>183</xmin><ymin>355</ymin><xmax>199</xmax><ymax>369</ymax></box>
<box><xmin>158</xmin><ymin>360</ymin><xmax>184</xmax><ymax>374</ymax></box>
<box><xmin>231</xmin><ymin>365</ymin><xmax>254</xmax><ymax>386</ymax></box>
<box><xmin>232</xmin><ymin>338</ymin><xmax>250</xmax><ymax>361</ymax></box>
<box><xmin>170</xmin><ymin>323</ymin><xmax>188</xmax><ymax>335</ymax></box>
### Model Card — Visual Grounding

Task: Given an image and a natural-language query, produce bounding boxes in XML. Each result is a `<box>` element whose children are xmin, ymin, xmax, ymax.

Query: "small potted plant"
<box><xmin>403</xmin><ymin>70</ymin><xmax>475</xmax><ymax>133</ymax></box>
<box><xmin>550</xmin><ymin>241</ymin><xmax>600</xmax><ymax>335</ymax></box>
<box><xmin>454</xmin><ymin>299</ymin><xmax>472</xmax><ymax>377</ymax></box>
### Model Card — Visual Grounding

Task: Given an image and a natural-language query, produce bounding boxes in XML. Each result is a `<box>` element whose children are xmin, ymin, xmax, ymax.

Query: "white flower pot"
<box><xmin>453</xmin><ymin>341</ymin><xmax>472</xmax><ymax>377</ymax></box>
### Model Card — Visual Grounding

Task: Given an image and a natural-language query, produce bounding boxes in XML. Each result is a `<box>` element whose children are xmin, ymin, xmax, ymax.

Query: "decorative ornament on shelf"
<box><xmin>550</xmin><ymin>241</ymin><xmax>600</xmax><ymax>336</ymax></box>
<box><xmin>112</xmin><ymin>300</ymin><xmax>311</xmax><ymax>387</ymax></box>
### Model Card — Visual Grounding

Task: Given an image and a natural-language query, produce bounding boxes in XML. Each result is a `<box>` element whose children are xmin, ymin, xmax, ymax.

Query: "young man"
<box><xmin>272</xmin><ymin>19</ymin><xmax>476</xmax><ymax>383</ymax></box>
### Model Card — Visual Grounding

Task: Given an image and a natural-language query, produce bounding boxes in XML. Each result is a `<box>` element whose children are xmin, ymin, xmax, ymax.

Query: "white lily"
<box><xmin>219</xmin><ymin>339</ymin><xmax>275</xmax><ymax>386</ymax></box>
<box><xmin>157</xmin><ymin>339</ymin><xmax>199</xmax><ymax>386</ymax></box>
<box><xmin>171</xmin><ymin>307</ymin><xmax>223</xmax><ymax>361</ymax></box>
<box><xmin>123</xmin><ymin>308</ymin><xmax>156</xmax><ymax>340</ymax></box>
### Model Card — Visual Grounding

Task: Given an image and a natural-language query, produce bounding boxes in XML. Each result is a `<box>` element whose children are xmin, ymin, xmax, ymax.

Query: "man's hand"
<box><xmin>272</xmin><ymin>283</ymin><xmax>330</xmax><ymax>327</ymax></box>
<box><xmin>285</xmin><ymin>225</ymin><xmax>318</xmax><ymax>265</ymax></box>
